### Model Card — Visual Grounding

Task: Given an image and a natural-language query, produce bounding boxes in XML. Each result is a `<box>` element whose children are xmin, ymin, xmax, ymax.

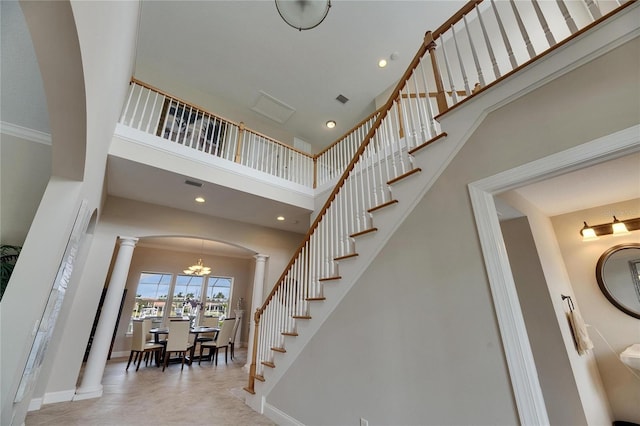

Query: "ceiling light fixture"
<box><xmin>184</xmin><ymin>240</ymin><xmax>211</xmax><ymax>275</ymax></box>
<box><xmin>326</xmin><ymin>120</ymin><xmax>336</xmax><ymax>129</ymax></box>
<box><xmin>275</xmin><ymin>0</ymin><xmax>331</xmax><ymax>31</ymax></box>
<box><xmin>580</xmin><ymin>216</ymin><xmax>640</xmax><ymax>241</ymax></box>
<box><xmin>378</xmin><ymin>59</ymin><xmax>387</xmax><ymax>68</ymax></box>
<box><xmin>195</xmin><ymin>197</ymin><xmax>205</xmax><ymax>203</ymax></box>
<box><xmin>277</xmin><ymin>216</ymin><xmax>286</xmax><ymax>221</ymax></box>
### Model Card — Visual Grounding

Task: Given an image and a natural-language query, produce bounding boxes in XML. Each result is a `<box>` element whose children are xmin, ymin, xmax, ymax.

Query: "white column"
<box><xmin>244</xmin><ymin>254</ymin><xmax>268</xmax><ymax>371</ymax></box>
<box><xmin>74</xmin><ymin>237</ymin><xmax>138</xmax><ymax>401</ymax></box>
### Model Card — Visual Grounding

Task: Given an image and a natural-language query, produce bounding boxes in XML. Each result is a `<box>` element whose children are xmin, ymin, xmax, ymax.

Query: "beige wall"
<box><xmin>267</xmin><ymin>37</ymin><xmax>639</xmax><ymax>425</ymax></box>
<box><xmin>552</xmin><ymin>198</ymin><xmax>640</xmax><ymax>423</ymax></box>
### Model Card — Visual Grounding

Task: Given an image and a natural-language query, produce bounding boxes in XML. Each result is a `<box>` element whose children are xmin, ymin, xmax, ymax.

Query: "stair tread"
<box><xmin>335</xmin><ymin>253</ymin><xmax>358</xmax><ymax>261</ymax></box>
<box><xmin>254</xmin><ymin>375</ymin><xmax>265</xmax><ymax>382</ymax></box>
<box><xmin>271</xmin><ymin>347</ymin><xmax>286</xmax><ymax>353</ymax></box>
<box><xmin>292</xmin><ymin>315</ymin><xmax>312</xmax><ymax>319</ymax></box>
<box><xmin>388</xmin><ymin>168</ymin><xmax>421</xmax><ymax>185</ymax></box>
<box><xmin>319</xmin><ymin>276</ymin><xmax>341</xmax><ymax>282</ymax></box>
<box><xmin>261</xmin><ymin>361</ymin><xmax>276</xmax><ymax>368</ymax></box>
<box><xmin>282</xmin><ymin>331</ymin><xmax>298</xmax><ymax>336</ymax></box>
<box><xmin>368</xmin><ymin>199</ymin><xmax>398</xmax><ymax>213</ymax></box>
<box><xmin>408</xmin><ymin>132</ymin><xmax>448</xmax><ymax>155</ymax></box>
<box><xmin>350</xmin><ymin>228</ymin><xmax>378</xmax><ymax>238</ymax></box>
<box><xmin>306</xmin><ymin>297</ymin><xmax>326</xmax><ymax>301</ymax></box>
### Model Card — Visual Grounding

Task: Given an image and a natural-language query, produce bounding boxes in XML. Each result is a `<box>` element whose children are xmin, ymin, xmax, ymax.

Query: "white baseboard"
<box><xmin>264</xmin><ymin>402</ymin><xmax>304</xmax><ymax>426</ymax></box>
<box><xmin>43</xmin><ymin>389</ymin><xmax>76</xmax><ymax>405</ymax></box>
<box><xmin>27</xmin><ymin>398</ymin><xmax>42</xmax><ymax>412</ymax></box>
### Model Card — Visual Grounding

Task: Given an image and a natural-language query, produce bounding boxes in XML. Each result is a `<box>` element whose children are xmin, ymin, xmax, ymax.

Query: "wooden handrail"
<box><xmin>255</xmin><ymin>27</ymin><xmax>435</xmax><ymax>317</ymax></box>
<box><xmin>241</xmin><ymin>127</ymin><xmax>313</xmax><ymax>158</ymax></box>
<box><xmin>432</xmin><ymin>0</ymin><xmax>483</xmax><ymax>38</ymax></box>
<box><xmin>131</xmin><ymin>77</ymin><xmax>238</xmax><ymax>126</ymax></box>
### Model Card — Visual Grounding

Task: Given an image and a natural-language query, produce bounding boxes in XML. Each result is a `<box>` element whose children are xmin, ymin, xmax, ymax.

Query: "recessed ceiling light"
<box><xmin>326</xmin><ymin>120</ymin><xmax>336</xmax><ymax>129</ymax></box>
<box><xmin>277</xmin><ymin>216</ymin><xmax>285</xmax><ymax>221</ymax></box>
<box><xmin>378</xmin><ymin>59</ymin><xmax>387</xmax><ymax>68</ymax></box>
<box><xmin>195</xmin><ymin>197</ymin><xmax>206</xmax><ymax>203</ymax></box>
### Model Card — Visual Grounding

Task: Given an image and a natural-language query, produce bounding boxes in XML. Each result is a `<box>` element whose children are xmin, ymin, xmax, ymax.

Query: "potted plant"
<box><xmin>1</xmin><ymin>244</ymin><xmax>22</xmax><ymax>301</ymax></box>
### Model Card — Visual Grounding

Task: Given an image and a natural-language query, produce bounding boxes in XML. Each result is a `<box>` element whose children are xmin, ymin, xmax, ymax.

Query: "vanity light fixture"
<box><xmin>580</xmin><ymin>222</ymin><xmax>598</xmax><ymax>241</ymax></box>
<box><xmin>612</xmin><ymin>216</ymin><xmax>630</xmax><ymax>235</ymax></box>
<box><xmin>580</xmin><ymin>216</ymin><xmax>640</xmax><ymax>241</ymax></box>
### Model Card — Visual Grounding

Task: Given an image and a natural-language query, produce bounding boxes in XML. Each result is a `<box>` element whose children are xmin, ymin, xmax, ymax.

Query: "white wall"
<box><xmin>552</xmin><ymin>199</ymin><xmax>640</xmax><ymax>424</ymax></box>
<box><xmin>266</xmin><ymin>37</ymin><xmax>639</xmax><ymax>425</ymax></box>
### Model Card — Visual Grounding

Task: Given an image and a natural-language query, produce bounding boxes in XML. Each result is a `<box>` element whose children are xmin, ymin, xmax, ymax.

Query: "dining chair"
<box><xmin>162</xmin><ymin>319</ymin><xmax>193</xmax><ymax>371</ymax></box>
<box><xmin>199</xmin><ymin>317</ymin><xmax>235</xmax><ymax>365</ymax></box>
<box><xmin>126</xmin><ymin>320</ymin><xmax>165</xmax><ymax>371</ymax></box>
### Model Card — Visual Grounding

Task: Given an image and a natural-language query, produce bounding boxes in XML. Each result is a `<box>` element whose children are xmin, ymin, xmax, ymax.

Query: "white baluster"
<box><xmin>120</xmin><ymin>83</ymin><xmax>135</xmax><ymax>125</ymax></box>
<box><xmin>145</xmin><ymin>91</ymin><xmax>160</xmax><ymax>134</ymax></box>
<box><xmin>418</xmin><ymin>59</ymin><xmax>438</xmax><ymax>139</ymax></box>
<box><xmin>130</xmin><ymin>85</ymin><xmax>143</xmax><ymax>130</ymax></box>
<box><xmin>490</xmin><ymin>0</ymin><xmax>518</xmax><ymax>70</ymax></box>
<box><xmin>509</xmin><ymin>0</ymin><xmax>536</xmax><ymax>60</ymax></box>
<box><xmin>439</xmin><ymin>33</ymin><xmax>459</xmax><ymax>104</ymax></box>
<box><xmin>531</xmin><ymin>0</ymin><xmax>556</xmax><ymax>47</ymax></box>
<box><xmin>583</xmin><ymin>0</ymin><xmax>602</xmax><ymax>19</ymax></box>
<box><xmin>451</xmin><ymin>24</ymin><xmax>471</xmax><ymax>95</ymax></box>
<box><xmin>555</xmin><ymin>0</ymin><xmax>578</xmax><ymax>34</ymax></box>
<box><xmin>137</xmin><ymin>87</ymin><xmax>152</xmax><ymax>130</ymax></box>
<box><xmin>463</xmin><ymin>13</ymin><xmax>486</xmax><ymax>87</ymax></box>
<box><xmin>476</xmin><ymin>3</ymin><xmax>502</xmax><ymax>79</ymax></box>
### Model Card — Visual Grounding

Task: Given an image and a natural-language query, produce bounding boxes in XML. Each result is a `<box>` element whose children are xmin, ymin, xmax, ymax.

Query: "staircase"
<box><xmin>241</xmin><ymin>0</ymin><xmax>638</xmax><ymax>417</ymax></box>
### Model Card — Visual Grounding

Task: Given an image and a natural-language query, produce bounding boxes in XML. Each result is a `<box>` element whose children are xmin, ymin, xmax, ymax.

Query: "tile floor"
<box><xmin>25</xmin><ymin>348</ymin><xmax>274</xmax><ymax>426</ymax></box>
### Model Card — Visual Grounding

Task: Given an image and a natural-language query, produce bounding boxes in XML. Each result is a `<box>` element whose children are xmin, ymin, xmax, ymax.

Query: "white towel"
<box><xmin>569</xmin><ymin>310</ymin><xmax>594</xmax><ymax>355</ymax></box>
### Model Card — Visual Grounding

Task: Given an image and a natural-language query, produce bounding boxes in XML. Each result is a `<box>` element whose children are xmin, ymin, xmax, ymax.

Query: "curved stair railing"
<box><xmin>244</xmin><ymin>0</ymin><xmax>634</xmax><ymax>393</ymax></box>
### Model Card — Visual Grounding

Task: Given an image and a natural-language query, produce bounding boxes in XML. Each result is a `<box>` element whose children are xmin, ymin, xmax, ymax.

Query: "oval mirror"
<box><xmin>596</xmin><ymin>243</ymin><xmax>640</xmax><ymax>319</ymax></box>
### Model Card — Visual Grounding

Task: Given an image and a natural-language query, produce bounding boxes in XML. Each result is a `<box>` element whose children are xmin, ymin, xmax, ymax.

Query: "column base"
<box><xmin>72</xmin><ymin>385</ymin><xmax>103</xmax><ymax>401</ymax></box>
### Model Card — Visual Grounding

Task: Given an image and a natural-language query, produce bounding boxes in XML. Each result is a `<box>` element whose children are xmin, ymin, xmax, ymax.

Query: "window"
<box><xmin>129</xmin><ymin>273</ymin><xmax>234</xmax><ymax>332</ymax></box>
<box><xmin>205</xmin><ymin>276</ymin><xmax>233</xmax><ymax>318</ymax></box>
<box><xmin>170</xmin><ymin>275</ymin><xmax>204</xmax><ymax>317</ymax></box>
<box><xmin>134</xmin><ymin>272</ymin><xmax>172</xmax><ymax>319</ymax></box>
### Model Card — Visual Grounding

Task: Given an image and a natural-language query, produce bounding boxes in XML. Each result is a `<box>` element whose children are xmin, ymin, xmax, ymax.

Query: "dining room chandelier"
<box><xmin>275</xmin><ymin>0</ymin><xmax>331</xmax><ymax>31</ymax></box>
<box><xmin>183</xmin><ymin>258</ymin><xmax>211</xmax><ymax>275</ymax></box>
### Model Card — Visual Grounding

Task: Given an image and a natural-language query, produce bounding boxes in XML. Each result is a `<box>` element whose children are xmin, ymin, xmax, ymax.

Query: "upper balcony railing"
<box><xmin>119</xmin><ymin>79</ymin><xmax>381</xmax><ymax>190</ymax></box>
<box><xmin>119</xmin><ymin>79</ymin><xmax>316</xmax><ymax>187</ymax></box>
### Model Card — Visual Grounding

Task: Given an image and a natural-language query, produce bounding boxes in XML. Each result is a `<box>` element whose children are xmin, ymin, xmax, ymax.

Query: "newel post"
<box><xmin>424</xmin><ymin>31</ymin><xmax>448</xmax><ymax>114</ymax></box>
<box><xmin>235</xmin><ymin>122</ymin><xmax>245</xmax><ymax>163</ymax></box>
<box><xmin>244</xmin><ymin>309</ymin><xmax>261</xmax><ymax>394</ymax></box>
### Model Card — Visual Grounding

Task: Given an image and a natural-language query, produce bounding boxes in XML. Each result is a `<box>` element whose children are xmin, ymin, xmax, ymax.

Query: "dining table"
<box><xmin>149</xmin><ymin>326</ymin><xmax>219</xmax><ymax>364</ymax></box>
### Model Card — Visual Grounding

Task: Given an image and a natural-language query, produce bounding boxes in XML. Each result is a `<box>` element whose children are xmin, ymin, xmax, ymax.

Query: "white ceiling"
<box><xmin>133</xmin><ymin>0</ymin><xmax>467</xmax><ymax>151</ymax></box>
